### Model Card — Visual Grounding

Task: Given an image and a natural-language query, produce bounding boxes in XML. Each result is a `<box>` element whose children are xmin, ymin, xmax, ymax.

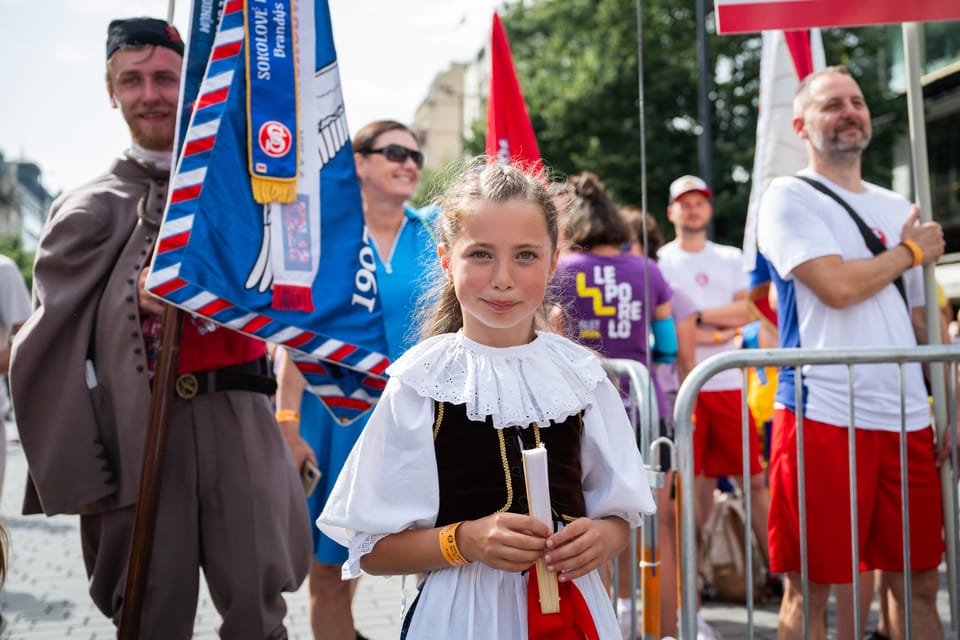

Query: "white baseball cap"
<box><xmin>669</xmin><ymin>175</ymin><xmax>712</xmax><ymax>202</ymax></box>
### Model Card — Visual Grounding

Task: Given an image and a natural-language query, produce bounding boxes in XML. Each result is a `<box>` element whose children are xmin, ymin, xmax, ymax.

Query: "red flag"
<box><xmin>783</xmin><ymin>30</ymin><xmax>816</xmax><ymax>80</ymax></box>
<box><xmin>742</xmin><ymin>29</ymin><xmax>824</xmax><ymax>329</ymax></box>
<box><xmin>742</xmin><ymin>29</ymin><xmax>824</xmax><ymax>273</ymax></box>
<box><xmin>486</xmin><ymin>12</ymin><xmax>541</xmax><ymax>168</ymax></box>
<box><xmin>714</xmin><ymin>0</ymin><xmax>960</xmax><ymax>35</ymax></box>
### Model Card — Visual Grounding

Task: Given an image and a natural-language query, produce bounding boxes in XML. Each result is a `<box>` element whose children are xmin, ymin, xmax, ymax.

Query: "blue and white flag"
<box><xmin>147</xmin><ymin>0</ymin><xmax>390</xmax><ymax>395</ymax></box>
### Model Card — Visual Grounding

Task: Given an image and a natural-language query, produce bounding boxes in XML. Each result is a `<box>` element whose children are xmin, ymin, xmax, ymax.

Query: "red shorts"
<box><xmin>767</xmin><ymin>408</ymin><xmax>944</xmax><ymax>583</ymax></box>
<box><xmin>693</xmin><ymin>389</ymin><xmax>765</xmax><ymax>477</ymax></box>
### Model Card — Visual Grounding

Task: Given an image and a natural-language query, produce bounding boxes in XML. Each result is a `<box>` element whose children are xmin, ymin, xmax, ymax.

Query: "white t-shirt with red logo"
<box><xmin>658</xmin><ymin>240</ymin><xmax>748</xmax><ymax>391</ymax></box>
<box><xmin>757</xmin><ymin>171</ymin><xmax>928</xmax><ymax>432</ymax></box>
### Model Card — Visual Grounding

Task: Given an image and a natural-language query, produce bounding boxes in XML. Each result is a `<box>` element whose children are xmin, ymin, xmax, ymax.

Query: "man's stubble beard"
<box><xmin>680</xmin><ymin>222</ymin><xmax>709</xmax><ymax>236</ymax></box>
<box><xmin>122</xmin><ymin>101</ymin><xmax>177</xmax><ymax>152</ymax></box>
<box><xmin>812</xmin><ymin>119</ymin><xmax>872</xmax><ymax>162</ymax></box>
<box><xmin>130</xmin><ymin>123</ymin><xmax>175</xmax><ymax>152</ymax></box>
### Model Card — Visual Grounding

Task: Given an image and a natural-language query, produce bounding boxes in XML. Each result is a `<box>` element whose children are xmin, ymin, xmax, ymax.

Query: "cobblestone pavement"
<box><xmin>0</xmin><ymin>418</ymin><xmax>955</xmax><ymax>639</ymax></box>
<box><xmin>0</xmin><ymin>420</ymin><xmax>414</xmax><ymax>639</ymax></box>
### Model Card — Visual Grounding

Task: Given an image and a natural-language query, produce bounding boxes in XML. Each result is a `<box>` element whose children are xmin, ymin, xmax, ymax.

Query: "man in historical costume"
<box><xmin>758</xmin><ymin>65</ymin><xmax>948</xmax><ymax>640</ymax></box>
<box><xmin>10</xmin><ymin>17</ymin><xmax>310</xmax><ymax>639</ymax></box>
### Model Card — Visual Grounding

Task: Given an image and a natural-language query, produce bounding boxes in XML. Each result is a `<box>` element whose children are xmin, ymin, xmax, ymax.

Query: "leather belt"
<box><xmin>175</xmin><ymin>357</ymin><xmax>276</xmax><ymax>400</ymax></box>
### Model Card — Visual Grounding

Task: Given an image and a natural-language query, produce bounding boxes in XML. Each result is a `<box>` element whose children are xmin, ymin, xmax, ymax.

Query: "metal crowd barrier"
<box><xmin>604</xmin><ymin>358</ymin><xmax>669</xmax><ymax>640</ymax></box>
<box><xmin>673</xmin><ymin>345</ymin><xmax>960</xmax><ymax>640</ymax></box>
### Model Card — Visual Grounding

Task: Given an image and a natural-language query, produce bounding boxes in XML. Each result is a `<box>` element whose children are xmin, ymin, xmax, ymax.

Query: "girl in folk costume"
<box><xmin>275</xmin><ymin>120</ymin><xmax>435</xmax><ymax>640</ymax></box>
<box><xmin>316</xmin><ymin>163</ymin><xmax>656</xmax><ymax>639</ymax></box>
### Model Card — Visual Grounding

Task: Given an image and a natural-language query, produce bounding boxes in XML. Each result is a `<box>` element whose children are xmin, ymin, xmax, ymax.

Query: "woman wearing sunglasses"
<box><xmin>275</xmin><ymin>120</ymin><xmax>436</xmax><ymax>640</ymax></box>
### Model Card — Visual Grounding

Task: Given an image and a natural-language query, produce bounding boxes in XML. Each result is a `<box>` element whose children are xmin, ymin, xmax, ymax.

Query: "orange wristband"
<box><xmin>900</xmin><ymin>239</ymin><xmax>923</xmax><ymax>267</ymax></box>
<box><xmin>275</xmin><ymin>409</ymin><xmax>300</xmax><ymax>423</ymax></box>
<box><xmin>713</xmin><ymin>330</ymin><xmax>723</xmax><ymax>345</ymax></box>
<box><xmin>439</xmin><ymin>521</ymin><xmax>470</xmax><ymax>566</ymax></box>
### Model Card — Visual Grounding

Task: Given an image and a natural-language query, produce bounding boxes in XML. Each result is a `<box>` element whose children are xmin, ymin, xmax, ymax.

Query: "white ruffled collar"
<box><xmin>387</xmin><ymin>331</ymin><xmax>608</xmax><ymax>429</ymax></box>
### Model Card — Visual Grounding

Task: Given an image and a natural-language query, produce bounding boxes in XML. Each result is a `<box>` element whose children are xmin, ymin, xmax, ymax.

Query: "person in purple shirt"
<box><xmin>622</xmin><ymin>205</ymin><xmax>701</xmax><ymax>638</ymax></box>
<box><xmin>554</xmin><ymin>172</ymin><xmax>677</xmax><ymax>638</ymax></box>
<box><xmin>620</xmin><ymin>206</ymin><xmax>698</xmax><ymax>416</ymax></box>
<box><xmin>555</xmin><ymin>173</ymin><xmax>676</xmax><ymax>413</ymax></box>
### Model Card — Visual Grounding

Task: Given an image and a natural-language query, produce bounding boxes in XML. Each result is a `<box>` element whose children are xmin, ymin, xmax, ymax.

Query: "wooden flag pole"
<box><xmin>119</xmin><ymin>5</ymin><xmax>183</xmax><ymax>635</ymax></box>
<box><xmin>118</xmin><ymin>304</ymin><xmax>183</xmax><ymax>639</ymax></box>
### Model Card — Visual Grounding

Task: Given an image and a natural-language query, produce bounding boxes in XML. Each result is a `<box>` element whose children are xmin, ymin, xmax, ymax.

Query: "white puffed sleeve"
<box><xmin>316</xmin><ymin>377</ymin><xmax>440</xmax><ymax>578</ymax></box>
<box><xmin>580</xmin><ymin>378</ymin><xmax>657</xmax><ymax>526</ymax></box>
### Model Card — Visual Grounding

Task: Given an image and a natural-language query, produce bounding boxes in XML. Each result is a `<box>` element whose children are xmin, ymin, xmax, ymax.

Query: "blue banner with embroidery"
<box><xmin>291</xmin><ymin>350</ymin><xmax>386</xmax><ymax>425</ymax></box>
<box><xmin>176</xmin><ymin>0</ymin><xmax>224</xmax><ymax>151</ymax></box>
<box><xmin>244</xmin><ymin>0</ymin><xmax>299</xmax><ymax>204</ymax></box>
<box><xmin>146</xmin><ymin>0</ymin><xmax>390</xmax><ymax>385</ymax></box>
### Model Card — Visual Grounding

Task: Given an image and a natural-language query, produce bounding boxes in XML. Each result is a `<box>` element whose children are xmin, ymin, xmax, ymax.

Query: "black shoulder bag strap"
<box><xmin>793</xmin><ymin>174</ymin><xmax>909</xmax><ymax>311</ymax></box>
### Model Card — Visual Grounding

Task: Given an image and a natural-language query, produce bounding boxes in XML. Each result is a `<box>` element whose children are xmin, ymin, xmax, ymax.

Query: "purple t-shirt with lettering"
<box><xmin>555</xmin><ymin>252</ymin><xmax>672</xmax><ymax>413</ymax></box>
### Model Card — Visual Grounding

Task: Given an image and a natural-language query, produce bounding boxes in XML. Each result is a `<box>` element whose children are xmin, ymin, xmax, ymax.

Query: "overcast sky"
<box><xmin>0</xmin><ymin>0</ymin><xmax>506</xmax><ymax>194</ymax></box>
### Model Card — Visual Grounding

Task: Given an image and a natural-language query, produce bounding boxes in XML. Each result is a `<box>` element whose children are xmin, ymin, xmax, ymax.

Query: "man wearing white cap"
<box><xmin>658</xmin><ymin>176</ymin><xmax>770</xmax><ymax>585</ymax></box>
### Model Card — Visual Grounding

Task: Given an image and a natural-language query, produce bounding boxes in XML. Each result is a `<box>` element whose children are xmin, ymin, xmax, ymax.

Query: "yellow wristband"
<box><xmin>713</xmin><ymin>330</ymin><xmax>723</xmax><ymax>345</ymax></box>
<box><xmin>900</xmin><ymin>239</ymin><xmax>923</xmax><ymax>267</ymax></box>
<box><xmin>275</xmin><ymin>409</ymin><xmax>300</xmax><ymax>423</ymax></box>
<box><xmin>439</xmin><ymin>521</ymin><xmax>470</xmax><ymax>566</ymax></box>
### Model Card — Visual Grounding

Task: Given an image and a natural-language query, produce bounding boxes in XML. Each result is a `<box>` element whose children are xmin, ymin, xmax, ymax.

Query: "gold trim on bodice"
<box><xmin>432</xmin><ymin>401</ymin><xmax>586</xmax><ymax>527</ymax></box>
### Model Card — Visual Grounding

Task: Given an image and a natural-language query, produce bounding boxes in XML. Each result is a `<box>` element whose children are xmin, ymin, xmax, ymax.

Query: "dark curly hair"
<box><xmin>620</xmin><ymin>206</ymin><xmax>665</xmax><ymax>259</ymax></box>
<box><xmin>564</xmin><ymin>171</ymin><xmax>631</xmax><ymax>251</ymax></box>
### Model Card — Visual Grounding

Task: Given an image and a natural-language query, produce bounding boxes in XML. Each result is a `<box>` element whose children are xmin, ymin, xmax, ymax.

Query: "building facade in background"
<box><xmin>411</xmin><ymin>53</ymin><xmax>487</xmax><ymax>172</ymax></box>
<box><xmin>412</xmin><ymin>63</ymin><xmax>470</xmax><ymax>171</ymax></box>
<box><xmin>0</xmin><ymin>151</ymin><xmax>54</xmax><ymax>252</ymax></box>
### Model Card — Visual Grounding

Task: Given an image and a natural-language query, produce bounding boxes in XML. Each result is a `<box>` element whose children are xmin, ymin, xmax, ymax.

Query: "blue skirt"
<box><xmin>300</xmin><ymin>390</ymin><xmax>369</xmax><ymax>564</ymax></box>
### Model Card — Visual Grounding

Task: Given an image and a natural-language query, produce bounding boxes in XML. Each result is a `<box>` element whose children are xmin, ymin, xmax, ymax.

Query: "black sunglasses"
<box><xmin>362</xmin><ymin>144</ymin><xmax>424</xmax><ymax>169</ymax></box>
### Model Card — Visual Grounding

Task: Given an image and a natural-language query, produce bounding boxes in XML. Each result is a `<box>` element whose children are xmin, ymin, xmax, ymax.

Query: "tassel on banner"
<box><xmin>251</xmin><ymin>176</ymin><xmax>298</xmax><ymax>204</ymax></box>
<box><xmin>244</xmin><ymin>0</ymin><xmax>300</xmax><ymax>205</ymax></box>
<box><xmin>272</xmin><ymin>284</ymin><xmax>315</xmax><ymax>312</ymax></box>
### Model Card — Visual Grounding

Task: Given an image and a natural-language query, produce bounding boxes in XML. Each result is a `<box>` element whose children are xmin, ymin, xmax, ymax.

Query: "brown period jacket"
<box><xmin>10</xmin><ymin>157</ymin><xmax>168</xmax><ymax>516</ymax></box>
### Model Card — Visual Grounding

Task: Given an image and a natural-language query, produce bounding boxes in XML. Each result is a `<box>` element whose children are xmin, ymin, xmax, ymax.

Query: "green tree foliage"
<box><xmin>411</xmin><ymin>165</ymin><xmax>473</xmax><ymax>209</ymax></box>
<box><xmin>477</xmin><ymin>0</ymin><xmax>897</xmax><ymax>246</ymax></box>
<box><xmin>411</xmin><ymin>167</ymin><xmax>441</xmax><ymax>208</ymax></box>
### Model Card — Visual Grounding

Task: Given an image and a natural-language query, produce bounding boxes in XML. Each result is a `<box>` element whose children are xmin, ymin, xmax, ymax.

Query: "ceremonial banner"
<box><xmin>288</xmin><ymin>353</ymin><xmax>386</xmax><ymax>424</ymax></box>
<box><xmin>486</xmin><ymin>12</ymin><xmax>541</xmax><ymax>168</ymax></box>
<box><xmin>243</xmin><ymin>0</ymin><xmax>299</xmax><ymax>205</ymax></box>
<box><xmin>147</xmin><ymin>0</ymin><xmax>390</xmax><ymax>386</ymax></box>
<box><xmin>741</xmin><ymin>29</ymin><xmax>823</xmax><ymax>323</ymax></box>
<box><xmin>715</xmin><ymin>0</ymin><xmax>960</xmax><ymax>35</ymax></box>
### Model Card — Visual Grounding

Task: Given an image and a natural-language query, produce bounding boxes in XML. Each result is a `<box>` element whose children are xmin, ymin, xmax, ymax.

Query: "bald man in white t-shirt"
<box><xmin>758</xmin><ymin>65</ymin><xmax>947</xmax><ymax>640</ymax></box>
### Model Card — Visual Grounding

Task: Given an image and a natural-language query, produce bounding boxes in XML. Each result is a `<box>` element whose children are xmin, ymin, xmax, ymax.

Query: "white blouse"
<box><xmin>317</xmin><ymin>331</ymin><xmax>656</xmax><ymax>639</ymax></box>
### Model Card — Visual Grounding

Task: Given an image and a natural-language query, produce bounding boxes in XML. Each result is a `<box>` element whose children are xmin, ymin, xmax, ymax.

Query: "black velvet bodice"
<box><xmin>432</xmin><ymin>401</ymin><xmax>586</xmax><ymax>528</ymax></box>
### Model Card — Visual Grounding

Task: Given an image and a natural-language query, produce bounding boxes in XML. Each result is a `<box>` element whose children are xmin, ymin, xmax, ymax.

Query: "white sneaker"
<box><xmin>616</xmin><ymin>601</ymin><xmax>636</xmax><ymax>639</ymax></box>
<box><xmin>697</xmin><ymin>612</ymin><xmax>723</xmax><ymax>640</ymax></box>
